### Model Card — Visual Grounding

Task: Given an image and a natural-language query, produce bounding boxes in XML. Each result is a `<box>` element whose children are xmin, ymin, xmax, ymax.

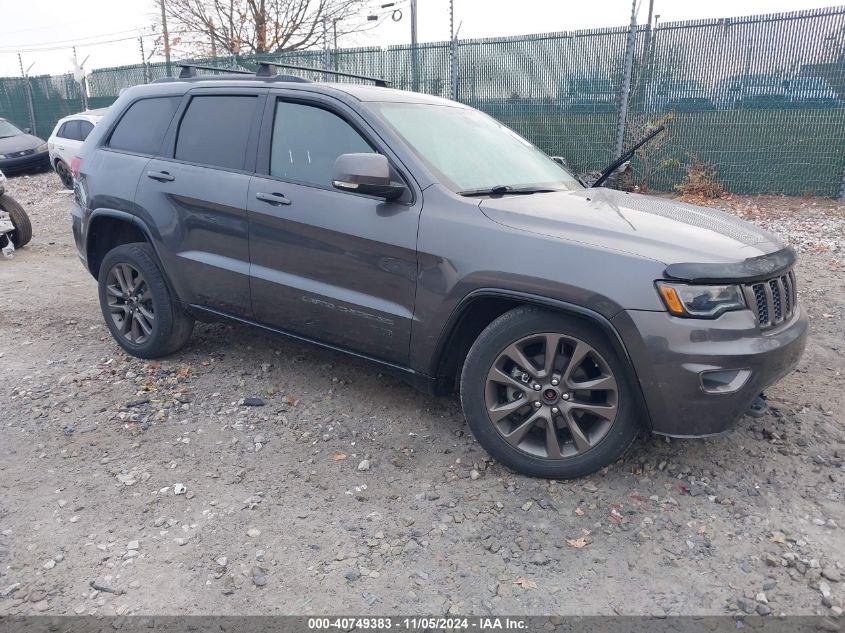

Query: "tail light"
<box><xmin>70</xmin><ymin>156</ymin><xmax>82</xmax><ymax>178</ymax></box>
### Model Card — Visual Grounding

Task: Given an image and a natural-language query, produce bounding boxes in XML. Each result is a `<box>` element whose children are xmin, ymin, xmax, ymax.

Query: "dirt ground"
<box><xmin>0</xmin><ymin>172</ymin><xmax>843</xmax><ymax>618</ymax></box>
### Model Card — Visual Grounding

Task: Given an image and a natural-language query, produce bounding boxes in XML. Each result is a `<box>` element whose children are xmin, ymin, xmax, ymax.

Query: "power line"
<box><xmin>0</xmin><ymin>35</ymin><xmax>144</xmax><ymax>55</ymax></box>
<box><xmin>0</xmin><ymin>27</ymin><xmax>155</xmax><ymax>53</ymax></box>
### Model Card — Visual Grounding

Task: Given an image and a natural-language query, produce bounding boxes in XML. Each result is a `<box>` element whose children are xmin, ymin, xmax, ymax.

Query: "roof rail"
<box><xmin>177</xmin><ymin>63</ymin><xmax>252</xmax><ymax>78</ymax></box>
<box><xmin>255</xmin><ymin>61</ymin><xmax>391</xmax><ymax>87</ymax></box>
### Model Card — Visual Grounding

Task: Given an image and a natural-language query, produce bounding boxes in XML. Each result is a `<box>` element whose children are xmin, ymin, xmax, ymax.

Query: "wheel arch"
<box><xmin>85</xmin><ymin>210</ymin><xmax>156</xmax><ymax>280</ymax></box>
<box><xmin>431</xmin><ymin>289</ymin><xmax>653</xmax><ymax>430</ymax></box>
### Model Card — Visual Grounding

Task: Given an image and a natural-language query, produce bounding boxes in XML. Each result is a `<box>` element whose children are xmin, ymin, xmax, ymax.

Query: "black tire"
<box><xmin>460</xmin><ymin>306</ymin><xmax>640</xmax><ymax>479</ymax></box>
<box><xmin>0</xmin><ymin>193</ymin><xmax>32</xmax><ymax>248</ymax></box>
<box><xmin>98</xmin><ymin>243</ymin><xmax>194</xmax><ymax>358</ymax></box>
<box><xmin>55</xmin><ymin>159</ymin><xmax>73</xmax><ymax>189</ymax></box>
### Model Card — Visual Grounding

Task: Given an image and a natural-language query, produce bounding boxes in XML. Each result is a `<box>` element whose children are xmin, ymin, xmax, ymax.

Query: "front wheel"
<box><xmin>98</xmin><ymin>243</ymin><xmax>194</xmax><ymax>358</ymax></box>
<box><xmin>460</xmin><ymin>306</ymin><xmax>640</xmax><ymax>479</ymax></box>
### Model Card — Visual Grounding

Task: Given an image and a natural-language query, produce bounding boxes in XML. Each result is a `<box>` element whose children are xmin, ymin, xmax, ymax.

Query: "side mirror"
<box><xmin>24</xmin><ymin>127</ymin><xmax>32</xmax><ymax>134</ymax></box>
<box><xmin>551</xmin><ymin>156</ymin><xmax>568</xmax><ymax>167</ymax></box>
<box><xmin>333</xmin><ymin>153</ymin><xmax>405</xmax><ymax>201</ymax></box>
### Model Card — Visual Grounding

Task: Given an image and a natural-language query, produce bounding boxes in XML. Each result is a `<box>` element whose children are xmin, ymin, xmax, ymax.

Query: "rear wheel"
<box><xmin>55</xmin><ymin>160</ymin><xmax>73</xmax><ymax>189</ymax></box>
<box><xmin>98</xmin><ymin>243</ymin><xmax>194</xmax><ymax>358</ymax></box>
<box><xmin>0</xmin><ymin>193</ymin><xmax>32</xmax><ymax>248</ymax></box>
<box><xmin>460</xmin><ymin>306</ymin><xmax>640</xmax><ymax>479</ymax></box>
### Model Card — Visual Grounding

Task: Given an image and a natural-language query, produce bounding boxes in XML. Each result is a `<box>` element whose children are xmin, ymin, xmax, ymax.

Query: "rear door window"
<box><xmin>174</xmin><ymin>95</ymin><xmax>257</xmax><ymax>171</ymax></box>
<box><xmin>109</xmin><ymin>97</ymin><xmax>180</xmax><ymax>155</ymax></box>
<box><xmin>270</xmin><ymin>101</ymin><xmax>374</xmax><ymax>187</ymax></box>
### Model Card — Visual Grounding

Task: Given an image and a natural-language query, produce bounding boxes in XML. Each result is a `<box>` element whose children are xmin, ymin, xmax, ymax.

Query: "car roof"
<box><xmin>57</xmin><ymin>109</ymin><xmax>108</xmax><ymax>124</ymax></box>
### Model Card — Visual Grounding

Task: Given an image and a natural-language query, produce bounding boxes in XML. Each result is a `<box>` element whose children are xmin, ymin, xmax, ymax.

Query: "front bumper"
<box><xmin>613</xmin><ymin>306</ymin><xmax>808</xmax><ymax>437</ymax></box>
<box><xmin>0</xmin><ymin>151</ymin><xmax>50</xmax><ymax>173</ymax></box>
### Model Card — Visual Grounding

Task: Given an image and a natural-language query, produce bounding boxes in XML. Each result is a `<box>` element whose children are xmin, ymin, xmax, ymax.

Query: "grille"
<box><xmin>745</xmin><ymin>271</ymin><xmax>797</xmax><ymax>329</ymax></box>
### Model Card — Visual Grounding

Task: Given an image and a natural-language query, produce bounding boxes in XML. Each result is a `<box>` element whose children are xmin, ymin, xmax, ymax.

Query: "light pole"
<box><xmin>410</xmin><ymin>0</ymin><xmax>418</xmax><ymax>91</ymax></box>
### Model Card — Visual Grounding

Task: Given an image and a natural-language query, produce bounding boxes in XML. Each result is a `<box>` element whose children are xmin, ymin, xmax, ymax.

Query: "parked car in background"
<box><xmin>0</xmin><ymin>118</ymin><xmax>50</xmax><ymax>174</ymax></box>
<box><xmin>787</xmin><ymin>76</ymin><xmax>840</xmax><ymax>108</ymax></box>
<box><xmin>715</xmin><ymin>74</ymin><xmax>841</xmax><ymax>110</ymax></box>
<box><xmin>640</xmin><ymin>79</ymin><xmax>714</xmax><ymax>112</ymax></box>
<box><xmin>559</xmin><ymin>76</ymin><xmax>617</xmax><ymax>112</ymax></box>
<box><xmin>48</xmin><ymin>108</ymin><xmax>108</xmax><ymax>188</ymax></box>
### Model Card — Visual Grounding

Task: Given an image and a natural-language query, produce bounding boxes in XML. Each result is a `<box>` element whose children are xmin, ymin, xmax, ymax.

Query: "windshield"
<box><xmin>0</xmin><ymin>120</ymin><xmax>23</xmax><ymax>138</ymax></box>
<box><xmin>370</xmin><ymin>102</ymin><xmax>581</xmax><ymax>193</ymax></box>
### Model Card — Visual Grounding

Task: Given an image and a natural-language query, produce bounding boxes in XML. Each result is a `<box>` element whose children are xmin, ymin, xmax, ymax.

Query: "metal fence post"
<box><xmin>614</xmin><ymin>3</ymin><xmax>638</xmax><ymax>158</ymax></box>
<box><xmin>839</xmin><ymin>168</ymin><xmax>845</xmax><ymax>202</ymax></box>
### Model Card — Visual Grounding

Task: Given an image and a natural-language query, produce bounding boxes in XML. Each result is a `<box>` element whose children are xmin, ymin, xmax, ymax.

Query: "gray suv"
<box><xmin>70</xmin><ymin>64</ymin><xmax>807</xmax><ymax>479</ymax></box>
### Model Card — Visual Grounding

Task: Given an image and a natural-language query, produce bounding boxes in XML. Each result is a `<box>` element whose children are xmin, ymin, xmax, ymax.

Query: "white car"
<box><xmin>48</xmin><ymin>108</ymin><xmax>108</xmax><ymax>188</ymax></box>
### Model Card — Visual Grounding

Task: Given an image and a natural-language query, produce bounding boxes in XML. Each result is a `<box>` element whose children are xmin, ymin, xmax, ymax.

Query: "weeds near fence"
<box><xmin>674</xmin><ymin>156</ymin><xmax>727</xmax><ymax>199</ymax></box>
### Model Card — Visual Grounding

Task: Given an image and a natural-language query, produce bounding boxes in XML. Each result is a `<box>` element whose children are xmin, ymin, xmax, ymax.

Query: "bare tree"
<box><xmin>153</xmin><ymin>0</ymin><xmax>370</xmax><ymax>58</ymax></box>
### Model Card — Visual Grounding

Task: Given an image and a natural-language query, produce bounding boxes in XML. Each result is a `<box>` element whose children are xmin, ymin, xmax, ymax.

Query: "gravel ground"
<box><xmin>0</xmin><ymin>172</ymin><xmax>843</xmax><ymax>618</ymax></box>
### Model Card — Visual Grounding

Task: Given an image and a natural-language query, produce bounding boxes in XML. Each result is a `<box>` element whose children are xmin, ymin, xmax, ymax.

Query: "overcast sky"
<box><xmin>0</xmin><ymin>0</ymin><xmax>837</xmax><ymax>77</ymax></box>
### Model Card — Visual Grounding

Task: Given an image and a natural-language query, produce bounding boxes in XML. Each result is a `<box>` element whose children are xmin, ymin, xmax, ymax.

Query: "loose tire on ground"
<box><xmin>0</xmin><ymin>193</ymin><xmax>32</xmax><ymax>248</ymax></box>
<box><xmin>98</xmin><ymin>243</ymin><xmax>194</xmax><ymax>358</ymax></box>
<box><xmin>460</xmin><ymin>305</ymin><xmax>640</xmax><ymax>479</ymax></box>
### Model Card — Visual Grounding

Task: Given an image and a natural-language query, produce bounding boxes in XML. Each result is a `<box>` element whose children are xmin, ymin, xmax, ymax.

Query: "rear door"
<box><xmin>247</xmin><ymin>92</ymin><xmax>421</xmax><ymax>365</ymax></box>
<box><xmin>133</xmin><ymin>88</ymin><xmax>265</xmax><ymax>317</ymax></box>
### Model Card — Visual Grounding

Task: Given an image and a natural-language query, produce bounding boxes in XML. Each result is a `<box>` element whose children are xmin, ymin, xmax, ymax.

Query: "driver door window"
<box><xmin>270</xmin><ymin>101</ymin><xmax>374</xmax><ymax>188</ymax></box>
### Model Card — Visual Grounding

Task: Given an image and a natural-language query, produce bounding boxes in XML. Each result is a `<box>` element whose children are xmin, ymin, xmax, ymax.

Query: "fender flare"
<box><xmin>434</xmin><ymin>288</ymin><xmax>653</xmax><ymax>430</ymax></box>
<box><xmin>85</xmin><ymin>209</ymin><xmax>160</xmax><ymax>274</ymax></box>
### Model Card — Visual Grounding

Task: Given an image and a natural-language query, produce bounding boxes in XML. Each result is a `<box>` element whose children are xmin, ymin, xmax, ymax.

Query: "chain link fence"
<box><xmin>2</xmin><ymin>5</ymin><xmax>844</xmax><ymax>196</ymax></box>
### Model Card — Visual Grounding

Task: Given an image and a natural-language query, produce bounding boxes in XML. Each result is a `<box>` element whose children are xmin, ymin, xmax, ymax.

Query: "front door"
<box><xmin>247</xmin><ymin>95</ymin><xmax>421</xmax><ymax>365</ymax></box>
<box><xmin>133</xmin><ymin>89</ymin><xmax>265</xmax><ymax>317</ymax></box>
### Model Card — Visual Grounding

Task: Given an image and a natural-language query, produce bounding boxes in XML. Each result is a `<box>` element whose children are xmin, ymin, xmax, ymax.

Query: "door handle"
<box><xmin>256</xmin><ymin>191</ymin><xmax>291</xmax><ymax>206</ymax></box>
<box><xmin>146</xmin><ymin>170</ymin><xmax>175</xmax><ymax>182</ymax></box>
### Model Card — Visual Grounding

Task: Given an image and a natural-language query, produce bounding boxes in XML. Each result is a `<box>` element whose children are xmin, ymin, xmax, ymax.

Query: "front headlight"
<box><xmin>36</xmin><ymin>143</ymin><xmax>48</xmax><ymax>153</ymax></box>
<box><xmin>656</xmin><ymin>281</ymin><xmax>746</xmax><ymax>318</ymax></box>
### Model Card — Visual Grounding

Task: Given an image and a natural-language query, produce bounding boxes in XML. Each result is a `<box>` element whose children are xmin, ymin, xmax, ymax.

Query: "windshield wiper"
<box><xmin>458</xmin><ymin>185</ymin><xmax>559</xmax><ymax>197</ymax></box>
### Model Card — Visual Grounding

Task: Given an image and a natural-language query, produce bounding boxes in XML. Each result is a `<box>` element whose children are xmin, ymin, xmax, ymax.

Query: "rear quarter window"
<box><xmin>108</xmin><ymin>97</ymin><xmax>180</xmax><ymax>155</ymax></box>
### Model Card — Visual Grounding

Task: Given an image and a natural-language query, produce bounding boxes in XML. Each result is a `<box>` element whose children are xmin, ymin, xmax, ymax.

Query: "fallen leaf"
<box><xmin>574</xmin><ymin>507</ymin><xmax>584</xmax><ymax>516</ymax></box>
<box><xmin>581</xmin><ymin>528</ymin><xmax>591</xmax><ymax>536</ymax></box>
<box><xmin>513</xmin><ymin>576</ymin><xmax>537</xmax><ymax>589</ymax></box>
<box><xmin>698</xmin><ymin>525</ymin><xmax>707</xmax><ymax>534</ymax></box>
<box><xmin>566</xmin><ymin>537</ymin><xmax>588</xmax><ymax>549</ymax></box>
<box><xmin>177</xmin><ymin>367</ymin><xmax>190</xmax><ymax>377</ymax></box>
<box><xmin>770</xmin><ymin>533</ymin><xmax>786</xmax><ymax>544</ymax></box>
<box><xmin>332</xmin><ymin>452</ymin><xmax>347</xmax><ymax>461</ymax></box>
<box><xmin>284</xmin><ymin>394</ymin><xmax>298</xmax><ymax>405</ymax></box>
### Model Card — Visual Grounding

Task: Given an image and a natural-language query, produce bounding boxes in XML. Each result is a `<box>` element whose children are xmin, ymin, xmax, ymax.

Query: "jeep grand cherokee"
<box><xmin>70</xmin><ymin>64</ymin><xmax>807</xmax><ymax>479</ymax></box>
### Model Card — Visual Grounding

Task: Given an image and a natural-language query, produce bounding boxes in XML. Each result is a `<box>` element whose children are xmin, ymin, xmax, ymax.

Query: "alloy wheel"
<box><xmin>105</xmin><ymin>263</ymin><xmax>155</xmax><ymax>344</ymax></box>
<box><xmin>484</xmin><ymin>332</ymin><xmax>618</xmax><ymax>459</ymax></box>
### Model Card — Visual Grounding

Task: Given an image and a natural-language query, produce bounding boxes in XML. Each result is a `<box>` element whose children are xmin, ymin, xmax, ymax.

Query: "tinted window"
<box><xmin>175</xmin><ymin>95</ymin><xmax>257</xmax><ymax>170</ymax></box>
<box><xmin>56</xmin><ymin>122</ymin><xmax>71</xmax><ymax>139</ymax></box>
<box><xmin>270</xmin><ymin>101</ymin><xmax>373</xmax><ymax>187</ymax></box>
<box><xmin>79</xmin><ymin>121</ymin><xmax>94</xmax><ymax>141</ymax></box>
<box><xmin>109</xmin><ymin>97</ymin><xmax>180</xmax><ymax>155</ymax></box>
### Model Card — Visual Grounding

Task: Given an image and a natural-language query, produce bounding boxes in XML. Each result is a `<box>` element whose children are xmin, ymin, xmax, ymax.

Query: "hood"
<box><xmin>479</xmin><ymin>187</ymin><xmax>784</xmax><ymax>266</ymax></box>
<box><xmin>0</xmin><ymin>133</ymin><xmax>44</xmax><ymax>153</ymax></box>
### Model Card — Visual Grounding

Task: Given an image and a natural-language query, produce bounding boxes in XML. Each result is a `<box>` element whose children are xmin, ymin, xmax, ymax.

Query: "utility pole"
<box><xmin>73</xmin><ymin>46</ymin><xmax>89</xmax><ymax>111</ymax></box>
<box><xmin>410</xmin><ymin>0</ymin><xmax>418</xmax><ymax>91</ymax></box>
<box><xmin>333</xmin><ymin>19</ymin><xmax>339</xmax><ymax>70</ymax></box>
<box><xmin>159</xmin><ymin>0</ymin><xmax>172</xmax><ymax>77</ymax></box>
<box><xmin>18</xmin><ymin>53</ymin><xmax>37</xmax><ymax>135</ymax></box>
<box><xmin>139</xmin><ymin>36</ymin><xmax>150</xmax><ymax>82</ymax></box>
<box><xmin>449</xmin><ymin>0</ymin><xmax>459</xmax><ymax>100</ymax></box>
<box><xmin>614</xmin><ymin>0</ymin><xmax>639</xmax><ymax>158</ymax></box>
<box><xmin>323</xmin><ymin>17</ymin><xmax>331</xmax><ymax>79</ymax></box>
<box><xmin>210</xmin><ymin>22</ymin><xmax>217</xmax><ymax>58</ymax></box>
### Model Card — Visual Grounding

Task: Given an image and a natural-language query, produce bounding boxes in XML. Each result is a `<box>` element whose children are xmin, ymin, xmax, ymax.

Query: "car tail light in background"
<box><xmin>70</xmin><ymin>156</ymin><xmax>82</xmax><ymax>178</ymax></box>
